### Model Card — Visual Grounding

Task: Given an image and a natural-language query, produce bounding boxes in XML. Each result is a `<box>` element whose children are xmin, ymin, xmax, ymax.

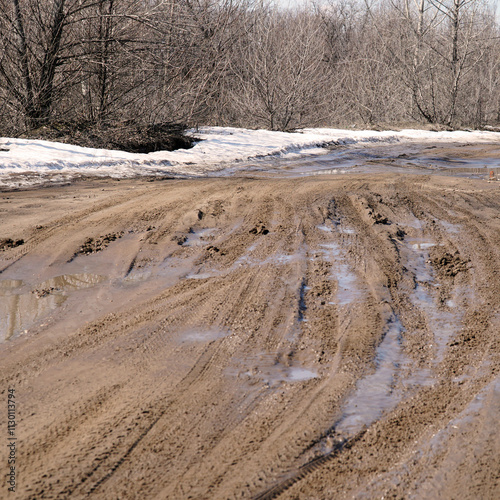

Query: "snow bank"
<box><xmin>1</xmin><ymin>127</ymin><xmax>499</xmax><ymax>187</ymax></box>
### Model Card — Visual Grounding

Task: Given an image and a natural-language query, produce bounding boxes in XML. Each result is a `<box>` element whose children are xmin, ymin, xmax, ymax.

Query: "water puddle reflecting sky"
<box><xmin>0</xmin><ymin>273</ymin><xmax>105</xmax><ymax>341</ymax></box>
<box><xmin>319</xmin><ymin>241</ymin><xmax>364</xmax><ymax>306</ymax></box>
<box><xmin>179</xmin><ymin>327</ymin><xmax>230</xmax><ymax>343</ymax></box>
<box><xmin>230</xmin><ymin>351</ymin><xmax>318</xmax><ymax>388</ymax></box>
<box><xmin>182</xmin><ymin>228</ymin><xmax>218</xmax><ymax>247</ymax></box>
<box><xmin>404</xmin><ymin>237</ymin><xmax>470</xmax><ymax>363</ymax></box>
<box><xmin>233</xmin><ymin>142</ymin><xmax>499</xmax><ymax>179</ymax></box>
<box><xmin>336</xmin><ymin>315</ymin><xmax>405</xmax><ymax>436</ymax></box>
<box><xmin>318</xmin><ymin>231</ymin><xmax>468</xmax><ymax>442</ymax></box>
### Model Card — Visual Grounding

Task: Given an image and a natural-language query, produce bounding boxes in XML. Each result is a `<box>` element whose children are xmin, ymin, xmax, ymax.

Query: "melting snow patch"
<box><xmin>2</xmin><ymin>127</ymin><xmax>500</xmax><ymax>187</ymax></box>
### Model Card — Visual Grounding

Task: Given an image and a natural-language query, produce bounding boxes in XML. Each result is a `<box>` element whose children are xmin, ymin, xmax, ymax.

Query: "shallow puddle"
<box><xmin>235</xmin><ymin>142</ymin><xmax>499</xmax><ymax>179</ymax></box>
<box><xmin>185</xmin><ymin>270</ymin><xmax>223</xmax><ymax>280</ymax></box>
<box><xmin>411</xmin><ymin>242</ymin><xmax>435</xmax><ymax>250</ymax></box>
<box><xmin>42</xmin><ymin>274</ymin><xmax>105</xmax><ymax>290</ymax></box>
<box><xmin>319</xmin><ymin>242</ymin><xmax>364</xmax><ymax>305</ymax></box>
<box><xmin>235</xmin><ymin>248</ymin><xmax>306</xmax><ymax>269</ymax></box>
<box><xmin>318</xmin><ymin>223</ymin><xmax>355</xmax><ymax>235</ymax></box>
<box><xmin>0</xmin><ymin>273</ymin><xmax>105</xmax><ymax>341</ymax></box>
<box><xmin>335</xmin><ymin>315</ymin><xmax>404</xmax><ymax>436</ymax></box>
<box><xmin>287</xmin><ymin>367</ymin><xmax>318</xmax><ymax>381</ymax></box>
<box><xmin>179</xmin><ymin>327</ymin><xmax>230</xmax><ymax>343</ymax></box>
<box><xmin>440</xmin><ymin>220</ymin><xmax>461</xmax><ymax>234</ymax></box>
<box><xmin>125</xmin><ymin>255</ymin><xmax>199</xmax><ymax>284</ymax></box>
<box><xmin>122</xmin><ymin>269</ymin><xmax>153</xmax><ymax>283</ymax></box>
<box><xmin>339</xmin><ymin>226</ymin><xmax>356</xmax><ymax>235</ymax></box>
<box><xmin>411</xmin><ymin>283</ymin><xmax>464</xmax><ymax>362</ymax></box>
<box><xmin>403</xmin><ymin>215</ymin><xmax>424</xmax><ymax>230</ymax></box>
<box><xmin>267</xmin><ymin>253</ymin><xmax>304</xmax><ymax>265</ymax></box>
<box><xmin>232</xmin><ymin>352</ymin><xmax>318</xmax><ymax>387</ymax></box>
<box><xmin>405</xmin><ymin>238</ymin><xmax>466</xmax><ymax>362</ymax></box>
<box><xmin>405</xmin><ymin>238</ymin><xmax>436</xmax><ymax>283</ymax></box>
<box><xmin>182</xmin><ymin>228</ymin><xmax>218</xmax><ymax>247</ymax></box>
<box><xmin>184</xmin><ymin>247</ymin><xmax>306</xmax><ymax>280</ymax></box>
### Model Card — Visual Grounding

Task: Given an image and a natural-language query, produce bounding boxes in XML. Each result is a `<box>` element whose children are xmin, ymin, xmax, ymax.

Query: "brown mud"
<box><xmin>1</xmin><ymin>169</ymin><xmax>499</xmax><ymax>499</ymax></box>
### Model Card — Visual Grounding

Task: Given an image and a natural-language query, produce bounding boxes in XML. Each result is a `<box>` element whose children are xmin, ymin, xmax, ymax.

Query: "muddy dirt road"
<box><xmin>1</xmin><ymin>172</ymin><xmax>499</xmax><ymax>499</ymax></box>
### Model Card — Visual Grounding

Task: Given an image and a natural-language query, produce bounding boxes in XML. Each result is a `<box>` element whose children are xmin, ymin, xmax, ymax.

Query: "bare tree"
<box><xmin>0</xmin><ymin>0</ymin><xmax>499</xmax><ymax>134</ymax></box>
<box><xmin>0</xmin><ymin>0</ymin><xmax>72</xmax><ymax>128</ymax></box>
<box><xmin>232</xmin><ymin>6</ymin><xmax>331</xmax><ymax>130</ymax></box>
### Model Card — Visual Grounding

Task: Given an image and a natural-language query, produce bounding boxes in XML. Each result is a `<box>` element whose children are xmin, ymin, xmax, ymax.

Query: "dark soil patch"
<box><xmin>0</xmin><ymin>238</ymin><xmax>24</xmax><ymax>251</ymax></box>
<box><xmin>18</xmin><ymin>121</ymin><xmax>196</xmax><ymax>153</ymax></box>
<box><xmin>70</xmin><ymin>232</ymin><xmax>124</xmax><ymax>260</ymax></box>
<box><xmin>431</xmin><ymin>249</ymin><xmax>470</xmax><ymax>277</ymax></box>
<box><xmin>249</xmin><ymin>222</ymin><xmax>269</xmax><ymax>235</ymax></box>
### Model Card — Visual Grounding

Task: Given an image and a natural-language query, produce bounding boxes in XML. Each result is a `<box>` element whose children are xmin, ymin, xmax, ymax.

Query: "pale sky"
<box><xmin>276</xmin><ymin>0</ymin><xmax>499</xmax><ymax>18</ymax></box>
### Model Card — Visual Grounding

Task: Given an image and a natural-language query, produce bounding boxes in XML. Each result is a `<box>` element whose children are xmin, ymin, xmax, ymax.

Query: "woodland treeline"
<box><xmin>1</xmin><ymin>0</ymin><xmax>499</xmax><ymax>135</ymax></box>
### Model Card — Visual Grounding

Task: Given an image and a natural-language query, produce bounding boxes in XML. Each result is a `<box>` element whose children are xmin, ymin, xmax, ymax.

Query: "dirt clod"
<box><xmin>73</xmin><ymin>232</ymin><xmax>123</xmax><ymax>257</ymax></box>
<box><xmin>431</xmin><ymin>250</ymin><xmax>469</xmax><ymax>277</ymax></box>
<box><xmin>249</xmin><ymin>222</ymin><xmax>269</xmax><ymax>235</ymax></box>
<box><xmin>0</xmin><ymin>237</ymin><xmax>24</xmax><ymax>250</ymax></box>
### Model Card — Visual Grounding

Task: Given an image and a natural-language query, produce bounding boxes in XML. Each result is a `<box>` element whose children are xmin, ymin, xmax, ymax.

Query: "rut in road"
<box><xmin>1</xmin><ymin>174</ymin><xmax>499</xmax><ymax>499</ymax></box>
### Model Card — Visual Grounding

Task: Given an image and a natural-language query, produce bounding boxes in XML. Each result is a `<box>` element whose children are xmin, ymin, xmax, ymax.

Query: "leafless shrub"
<box><xmin>0</xmin><ymin>0</ymin><xmax>499</xmax><ymax>138</ymax></box>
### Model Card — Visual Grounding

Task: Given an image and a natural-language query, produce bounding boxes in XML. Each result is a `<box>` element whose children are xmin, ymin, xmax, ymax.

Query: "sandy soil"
<box><xmin>1</xmin><ymin>171</ymin><xmax>499</xmax><ymax>499</ymax></box>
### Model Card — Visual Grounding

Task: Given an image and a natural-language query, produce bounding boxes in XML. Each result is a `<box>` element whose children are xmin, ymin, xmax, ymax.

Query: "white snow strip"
<box><xmin>1</xmin><ymin>127</ymin><xmax>499</xmax><ymax>187</ymax></box>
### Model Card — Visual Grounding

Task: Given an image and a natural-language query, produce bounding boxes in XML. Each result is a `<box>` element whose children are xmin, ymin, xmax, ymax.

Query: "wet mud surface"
<box><xmin>236</xmin><ymin>142</ymin><xmax>500</xmax><ymax>180</ymax></box>
<box><xmin>1</xmin><ymin>149</ymin><xmax>500</xmax><ymax>498</ymax></box>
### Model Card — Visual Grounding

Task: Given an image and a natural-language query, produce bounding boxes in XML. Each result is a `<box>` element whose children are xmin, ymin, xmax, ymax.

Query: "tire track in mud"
<box><xmin>0</xmin><ymin>187</ymin><xmax>150</xmax><ymax>272</ymax></box>
<box><xmin>331</xmin><ymin>197</ymin><xmax>493</xmax><ymax>496</ymax></box>
<box><xmin>1</xmin><ymin>195</ymin><xmax>250</xmax><ymax>496</ymax></box>
<box><xmin>2</xmin><ymin>175</ymin><xmax>500</xmax><ymax>499</ymax></box>
<box><xmin>33</xmin><ymin>325</ymin><xmax>230</xmax><ymax>498</ymax></box>
<box><xmin>152</xmin><ymin>245</ymin><xmax>318</xmax><ymax>497</ymax></box>
<box><xmin>53</xmin><ymin>196</ymin><xmax>308</xmax><ymax>498</ymax></box>
<box><xmin>92</xmin><ymin>202</ymin><xmax>326</xmax><ymax>496</ymax></box>
<box><xmin>73</xmin><ymin>340</ymin><xmax>226</xmax><ymax>497</ymax></box>
<box><xmin>252</xmin><ymin>433</ymin><xmax>365</xmax><ymax>500</ymax></box>
<box><xmin>232</xmin><ymin>196</ymin><xmax>396</xmax><ymax>499</ymax></box>
<box><xmin>0</xmin><ymin>179</ymin><xmax>229</xmax><ymax>274</ymax></box>
<box><xmin>249</xmin><ymin>181</ymin><xmax>500</xmax><ymax>500</ymax></box>
<box><xmin>185</xmin><ymin>187</ymin><xmax>407</xmax><ymax>498</ymax></box>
